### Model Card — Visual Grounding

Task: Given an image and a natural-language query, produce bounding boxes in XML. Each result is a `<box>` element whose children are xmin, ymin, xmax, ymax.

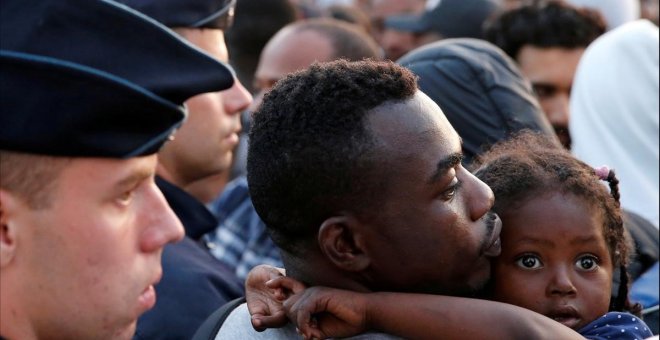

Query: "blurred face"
<box><xmin>380</xmin><ymin>28</ymin><xmax>417</xmax><ymax>61</ymax></box>
<box><xmin>252</xmin><ymin>28</ymin><xmax>334</xmax><ymax>111</ymax></box>
<box><xmin>516</xmin><ymin>46</ymin><xmax>585</xmax><ymax>149</ymax></box>
<box><xmin>158</xmin><ymin>28</ymin><xmax>252</xmax><ymax>187</ymax></box>
<box><xmin>1</xmin><ymin>155</ymin><xmax>184</xmax><ymax>339</ymax></box>
<box><xmin>493</xmin><ymin>192</ymin><xmax>612</xmax><ymax>331</ymax></box>
<box><xmin>369</xmin><ymin>0</ymin><xmax>426</xmax><ymax>44</ymax></box>
<box><xmin>361</xmin><ymin>91</ymin><xmax>501</xmax><ymax>296</ymax></box>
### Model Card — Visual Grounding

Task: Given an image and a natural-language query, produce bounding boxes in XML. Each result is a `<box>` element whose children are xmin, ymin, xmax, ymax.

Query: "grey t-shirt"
<box><xmin>215</xmin><ymin>303</ymin><xmax>404</xmax><ymax>339</ymax></box>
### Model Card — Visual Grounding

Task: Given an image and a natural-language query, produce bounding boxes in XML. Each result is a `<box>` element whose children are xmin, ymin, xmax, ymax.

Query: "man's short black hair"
<box><xmin>247</xmin><ymin>59</ymin><xmax>417</xmax><ymax>254</ymax></box>
<box><xmin>484</xmin><ymin>0</ymin><xmax>606</xmax><ymax>59</ymax></box>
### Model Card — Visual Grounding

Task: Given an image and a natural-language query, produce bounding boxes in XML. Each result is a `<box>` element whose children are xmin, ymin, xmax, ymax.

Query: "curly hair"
<box><xmin>247</xmin><ymin>59</ymin><xmax>417</xmax><ymax>254</ymax></box>
<box><xmin>471</xmin><ymin>131</ymin><xmax>641</xmax><ymax>315</ymax></box>
<box><xmin>484</xmin><ymin>0</ymin><xmax>606</xmax><ymax>60</ymax></box>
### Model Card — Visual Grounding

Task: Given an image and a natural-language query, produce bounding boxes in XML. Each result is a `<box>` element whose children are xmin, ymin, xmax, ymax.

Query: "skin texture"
<box><xmin>493</xmin><ymin>192</ymin><xmax>612</xmax><ymax>331</ymax></box>
<box><xmin>157</xmin><ymin>28</ymin><xmax>252</xmax><ymax>188</ymax></box>
<box><xmin>516</xmin><ymin>46</ymin><xmax>585</xmax><ymax>149</ymax></box>
<box><xmin>252</xmin><ymin>28</ymin><xmax>334</xmax><ymax>111</ymax></box>
<box><xmin>0</xmin><ymin>155</ymin><xmax>184</xmax><ymax>340</ymax></box>
<box><xmin>354</xmin><ymin>92</ymin><xmax>500</xmax><ymax>296</ymax></box>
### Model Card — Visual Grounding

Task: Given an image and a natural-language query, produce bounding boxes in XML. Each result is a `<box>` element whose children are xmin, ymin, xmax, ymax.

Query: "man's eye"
<box><xmin>532</xmin><ymin>85</ymin><xmax>556</xmax><ymax>99</ymax></box>
<box><xmin>440</xmin><ymin>180</ymin><xmax>461</xmax><ymax>201</ymax></box>
<box><xmin>117</xmin><ymin>190</ymin><xmax>135</xmax><ymax>205</ymax></box>
<box><xmin>515</xmin><ymin>254</ymin><xmax>542</xmax><ymax>269</ymax></box>
<box><xmin>575</xmin><ymin>255</ymin><xmax>599</xmax><ymax>271</ymax></box>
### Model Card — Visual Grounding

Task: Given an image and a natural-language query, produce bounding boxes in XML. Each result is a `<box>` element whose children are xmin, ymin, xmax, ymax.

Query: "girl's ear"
<box><xmin>317</xmin><ymin>215</ymin><xmax>370</xmax><ymax>272</ymax></box>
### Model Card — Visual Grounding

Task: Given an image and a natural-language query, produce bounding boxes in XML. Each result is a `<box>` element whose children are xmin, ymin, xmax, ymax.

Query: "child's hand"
<box><xmin>245</xmin><ymin>265</ymin><xmax>290</xmax><ymax>331</ymax></box>
<box><xmin>278</xmin><ymin>284</ymin><xmax>370</xmax><ymax>340</ymax></box>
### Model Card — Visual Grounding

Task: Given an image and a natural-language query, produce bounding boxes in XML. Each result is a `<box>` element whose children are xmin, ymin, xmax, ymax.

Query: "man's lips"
<box><xmin>137</xmin><ymin>273</ymin><xmax>162</xmax><ymax>313</ymax></box>
<box><xmin>483</xmin><ymin>213</ymin><xmax>502</xmax><ymax>257</ymax></box>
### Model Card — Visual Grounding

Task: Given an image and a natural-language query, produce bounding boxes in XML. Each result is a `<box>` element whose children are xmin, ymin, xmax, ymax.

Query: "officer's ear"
<box><xmin>317</xmin><ymin>215</ymin><xmax>370</xmax><ymax>272</ymax></box>
<box><xmin>0</xmin><ymin>189</ymin><xmax>19</xmax><ymax>268</ymax></box>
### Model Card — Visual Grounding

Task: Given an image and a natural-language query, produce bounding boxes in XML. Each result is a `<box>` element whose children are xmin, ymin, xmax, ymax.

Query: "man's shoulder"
<box><xmin>214</xmin><ymin>303</ymin><xmax>405</xmax><ymax>340</ymax></box>
<box><xmin>215</xmin><ymin>303</ymin><xmax>299</xmax><ymax>339</ymax></box>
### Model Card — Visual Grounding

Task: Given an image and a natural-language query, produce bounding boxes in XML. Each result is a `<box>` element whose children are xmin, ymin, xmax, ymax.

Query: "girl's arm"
<box><xmin>244</xmin><ymin>265</ymin><xmax>290</xmax><ymax>331</ymax></box>
<box><xmin>278</xmin><ymin>281</ymin><xmax>584</xmax><ymax>340</ymax></box>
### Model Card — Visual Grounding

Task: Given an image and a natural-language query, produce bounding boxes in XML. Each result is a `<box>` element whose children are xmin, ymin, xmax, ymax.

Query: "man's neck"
<box><xmin>282</xmin><ymin>251</ymin><xmax>373</xmax><ymax>294</ymax></box>
<box><xmin>155</xmin><ymin>162</ymin><xmax>184</xmax><ymax>188</ymax></box>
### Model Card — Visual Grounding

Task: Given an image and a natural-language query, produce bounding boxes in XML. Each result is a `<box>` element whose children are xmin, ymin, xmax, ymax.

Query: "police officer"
<box><xmin>115</xmin><ymin>0</ymin><xmax>253</xmax><ymax>338</ymax></box>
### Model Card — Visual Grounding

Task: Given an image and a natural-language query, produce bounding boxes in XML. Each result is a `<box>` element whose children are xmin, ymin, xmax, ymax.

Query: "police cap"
<box><xmin>118</xmin><ymin>0</ymin><xmax>237</xmax><ymax>29</ymax></box>
<box><xmin>0</xmin><ymin>0</ymin><xmax>235</xmax><ymax>158</ymax></box>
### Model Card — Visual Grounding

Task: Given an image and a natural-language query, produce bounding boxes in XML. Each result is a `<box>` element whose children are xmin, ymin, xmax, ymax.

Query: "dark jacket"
<box><xmin>398</xmin><ymin>38</ymin><xmax>558</xmax><ymax>165</ymax></box>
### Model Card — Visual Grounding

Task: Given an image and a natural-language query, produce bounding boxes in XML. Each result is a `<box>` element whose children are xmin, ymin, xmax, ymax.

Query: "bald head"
<box><xmin>253</xmin><ymin>18</ymin><xmax>381</xmax><ymax>109</ymax></box>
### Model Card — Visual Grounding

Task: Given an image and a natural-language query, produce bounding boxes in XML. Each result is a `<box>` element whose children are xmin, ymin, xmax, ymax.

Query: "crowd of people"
<box><xmin>1</xmin><ymin>0</ymin><xmax>658</xmax><ymax>339</ymax></box>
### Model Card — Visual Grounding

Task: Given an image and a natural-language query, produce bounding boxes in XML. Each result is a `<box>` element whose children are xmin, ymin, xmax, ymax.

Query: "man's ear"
<box><xmin>317</xmin><ymin>215</ymin><xmax>370</xmax><ymax>272</ymax></box>
<box><xmin>0</xmin><ymin>189</ymin><xmax>19</xmax><ymax>268</ymax></box>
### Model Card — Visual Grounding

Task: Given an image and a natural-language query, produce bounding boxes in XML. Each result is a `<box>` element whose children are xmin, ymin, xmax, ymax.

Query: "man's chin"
<box><xmin>113</xmin><ymin>321</ymin><xmax>138</xmax><ymax>340</ymax></box>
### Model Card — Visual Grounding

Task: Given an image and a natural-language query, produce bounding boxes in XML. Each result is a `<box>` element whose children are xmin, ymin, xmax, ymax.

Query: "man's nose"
<box><xmin>140</xmin><ymin>187</ymin><xmax>185</xmax><ymax>253</ymax></box>
<box><xmin>466</xmin><ymin>170</ymin><xmax>495</xmax><ymax>221</ymax></box>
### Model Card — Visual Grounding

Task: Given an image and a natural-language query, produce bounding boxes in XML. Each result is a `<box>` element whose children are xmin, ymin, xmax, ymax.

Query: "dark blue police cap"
<box><xmin>117</xmin><ymin>0</ymin><xmax>236</xmax><ymax>29</ymax></box>
<box><xmin>0</xmin><ymin>0</ymin><xmax>236</xmax><ymax>158</ymax></box>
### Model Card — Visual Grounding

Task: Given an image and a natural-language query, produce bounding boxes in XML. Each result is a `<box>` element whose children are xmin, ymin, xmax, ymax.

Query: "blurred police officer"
<box><xmin>116</xmin><ymin>0</ymin><xmax>253</xmax><ymax>338</ymax></box>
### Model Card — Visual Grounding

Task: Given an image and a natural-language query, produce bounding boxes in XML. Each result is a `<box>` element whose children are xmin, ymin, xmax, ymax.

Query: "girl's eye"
<box><xmin>515</xmin><ymin>254</ymin><xmax>542</xmax><ymax>269</ymax></box>
<box><xmin>575</xmin><ymin>255</ymin><xmax>599</xmax><ymax>271</ymax></box>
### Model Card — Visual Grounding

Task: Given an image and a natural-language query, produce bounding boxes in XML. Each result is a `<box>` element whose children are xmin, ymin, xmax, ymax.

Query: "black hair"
<box><xmin>472</xmin><ymin>131</ymin><xmax>642</xmax><ymax>315</ymax></box>
<box><xmin>484</xmin><ymin>0</ymin><xmax>606</xmax><ymax>60</ymax></box>
<box><xmin>247</xmin><ymin>59</ymin><xmax>417</xmax><ymax>254</ymax></box>
<box><xmin>292</xmin><ymin>18</ymin><xmax>381</xmax><ymax>61</ymax></box>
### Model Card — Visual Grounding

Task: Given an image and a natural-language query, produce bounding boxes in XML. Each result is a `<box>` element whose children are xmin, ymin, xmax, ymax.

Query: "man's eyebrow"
<box><xmin>116</xmin><ymin>167</ymin><xmax>154</xmax><ymax>189</ymax></box>
<box><xmin>429</xmin><ymin>152</ymin><xmax>464</xmax><ymax>183</ymax></box>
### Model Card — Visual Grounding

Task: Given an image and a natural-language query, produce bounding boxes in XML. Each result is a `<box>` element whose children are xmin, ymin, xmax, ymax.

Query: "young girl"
<box><xmin>249</xmin><ymin>132</ymin><xmax>654</xmax><ymax>339</ymax></box>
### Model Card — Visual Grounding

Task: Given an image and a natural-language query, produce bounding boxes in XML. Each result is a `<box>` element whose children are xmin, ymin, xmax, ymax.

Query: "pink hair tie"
<box><xmin>594</xmin><ymin>166</ymin><xmax>610</xmax><ymax>180</ymax></box>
